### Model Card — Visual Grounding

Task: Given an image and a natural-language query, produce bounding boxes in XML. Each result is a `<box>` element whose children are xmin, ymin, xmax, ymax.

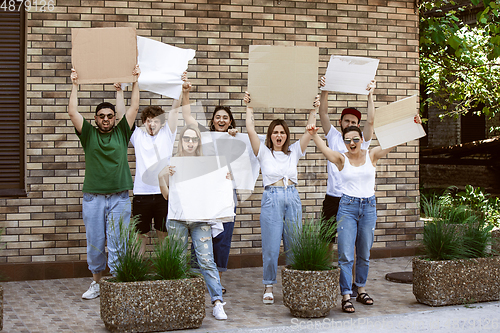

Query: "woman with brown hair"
<box><xmin>244</xmin><ymin>91</ymin><xmax>319</xmax><ymax>304</ymax></box>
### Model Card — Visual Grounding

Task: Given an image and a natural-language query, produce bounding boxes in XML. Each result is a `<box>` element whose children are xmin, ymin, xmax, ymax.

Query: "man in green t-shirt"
<box><xmin>68</xmin><ymin>66</ymin><xmax>140</xmax><ymax>300</ymax></box>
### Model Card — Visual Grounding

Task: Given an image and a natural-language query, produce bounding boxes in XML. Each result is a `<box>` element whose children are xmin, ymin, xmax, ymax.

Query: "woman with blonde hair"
<box><xmin>159</xmin><ymin>122</ymin><xmax>229</xmax><ymax>320</ymax></box>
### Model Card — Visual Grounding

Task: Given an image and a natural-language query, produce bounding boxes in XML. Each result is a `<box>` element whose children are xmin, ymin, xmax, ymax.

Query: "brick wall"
<box><xmin>0</xmin><ymin>0</ymin><xmax>421</xmax><ymax>266</ymax></box>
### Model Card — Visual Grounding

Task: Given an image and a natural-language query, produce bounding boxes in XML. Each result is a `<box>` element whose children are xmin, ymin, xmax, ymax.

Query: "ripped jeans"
<box><xmin>167</xmin><ymin>219</ymin><xmax>223</xmax><ymax>303</ymax></box>
<box><xmin>336</xmin><ymin>194</ymin><xmax>377</xmax><ymax>296</ymax></box>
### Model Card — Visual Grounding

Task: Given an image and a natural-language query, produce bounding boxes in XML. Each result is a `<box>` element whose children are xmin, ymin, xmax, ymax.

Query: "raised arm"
<box><xmin>370</xmin><ymin>145</ymin><xmax>393</xmax><ymax>165</ymax></box>
<box><xmin>124</xmin><ymin>65</ymin><xmax>141</xmax><ymax>129</ymax></box>
<box><xmin>68</xmin><ymin>69</ymin><xmax>84</xmax><ymax>134</ymax></box>
<box><xmin>158</xmin><ymin>165</ymin><xmax>175</xmax><ymax>200</ymax></box>
<box><xmin>168</xmin><ymin>97</ymin><xmax>181</xmax><ymax>134</ymax></box>
<box><xmin>307</xmin><ymin>124</ymin><xmax>344</xmax><ymax>170</ymax></box>
<box><xmin>181</xmin><ymin>73</ymin><xmax>197</xmax><ymax>126</ymax></box>
<box><xmin>114</xmin><ymin>83</ymin><xmax>126</xmax><ymax>121</ymax></box>
<box><xmin>318</xmin><ymin>76</ymin><xmax>332</xmax><ymax>135</ymax></box>
<box><xmin>362</xmin><ymin>79</ymin><xmax>376</xmax><ymax>142</ymax></box>
<box><xmin>244</xmin><ymin>92</ymin><xmax>260</xmax><ymax>156</ymax></box>
<box><xmin>299</xmin><ymin>95</ymin><xmax>319</xmax><ymax>153</ymax></box>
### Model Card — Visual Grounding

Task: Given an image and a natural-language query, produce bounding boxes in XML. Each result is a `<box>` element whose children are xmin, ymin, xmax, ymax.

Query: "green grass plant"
<box><xmin>112</xmin><ymin>215</ymin><xmax>151</xmax><ymax>282</ymax></box>
<box><xmin>285</xmin><ymin>218</ymin><xmax>337</xmax><ymax>271</ymax></box>
<box><xmin>422</xmin><ymin>205</ymin><xmax>493</xmax><ymax>261</ymax></box>
<box><xmin>151</xmin><ymin>232</ymin><xmax>191</xmax><ymax>280</ymax></box>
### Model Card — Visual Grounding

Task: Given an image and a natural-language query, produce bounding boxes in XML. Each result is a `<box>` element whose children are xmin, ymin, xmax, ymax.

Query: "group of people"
<box><xmin>68</xmin><ymin>66</ymin><xmax>417</xmax><ymax>320</ymax></box>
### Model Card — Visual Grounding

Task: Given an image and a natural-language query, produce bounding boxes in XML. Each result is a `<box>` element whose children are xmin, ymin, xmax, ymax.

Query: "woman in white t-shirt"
<box><xmin>244</xmin><ymin>92</ymin><xmax>319</xmax><ymax>304</ymax></box>
<box><xmin>158</xmin><ymin>124</ymin><xmax>229</xmax><ymax>321</ymax></box>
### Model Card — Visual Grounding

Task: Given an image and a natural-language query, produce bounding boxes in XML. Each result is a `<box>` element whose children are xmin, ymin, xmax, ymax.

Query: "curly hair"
<box><xmin>140</xmin><ymin>106</ymin><xmax>165</xmax><ymax>124</ymax></box>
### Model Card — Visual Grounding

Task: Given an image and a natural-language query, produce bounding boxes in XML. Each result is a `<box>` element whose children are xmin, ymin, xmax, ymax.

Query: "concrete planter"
<box><xmin>282</xmin><ymin>266</ymin><xmax>340</xmax><ymax>318</ymax></box>
<box><xmin>412</xmin><ymin>256</ymin><xmax>500</xmax><ymax>306</ymax></box>
<box><xmin>0</xmin><ymin>285</ymin><xmax>3</xmax><ymax>331</ymax></box>
<box><xmin>100</xmin><ymin>276</ymin><xmax>206</xmax><ymax>332</ymax></box>
<box><xmin>492</xmin><ymin>229</ymin><xmax>500</xmax><ymax>254</ymax></box>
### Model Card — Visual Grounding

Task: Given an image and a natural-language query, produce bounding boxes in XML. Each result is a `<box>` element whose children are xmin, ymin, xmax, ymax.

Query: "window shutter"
<box><xmin>0</xmin><ymin>11</ymin><xmax>26</xmax><ymax>196</ymax></box>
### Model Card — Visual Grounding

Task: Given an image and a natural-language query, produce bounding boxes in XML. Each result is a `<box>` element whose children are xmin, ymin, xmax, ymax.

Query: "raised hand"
<box><xmin>70</xmin><ymin>68</ymin><xmax>78</xmax><ymax>84</ymax></box>
<box><xmin>313</xmin><ymin>95</ymin><xmax>320</xmax><ymax>108</ymax></box>
<box><xmin>244</xmin><ymin>91</ymin><xmax>251</xmax><ymax>104</ymax></box>
<box><xmin>306</xmin><ymin>124</ymin><xmax>319</xmax><ymax>136</ymax></box>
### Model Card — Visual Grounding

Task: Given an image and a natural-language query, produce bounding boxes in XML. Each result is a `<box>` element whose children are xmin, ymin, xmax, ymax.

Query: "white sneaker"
<box><xmin>212</xmin><ymin>301</ymin><xmax>227</xmax><ymax>320</ymax></box>
<box><xmin>82</xmin><ymin>281</ymin><xmax>100</xmax><ymax>300</ymax></box>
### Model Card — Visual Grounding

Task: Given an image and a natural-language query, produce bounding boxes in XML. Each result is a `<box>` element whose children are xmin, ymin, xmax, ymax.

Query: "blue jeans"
<box><xmin>167</xmin><ymin>219</ymin><xmax>223</xmax><ymax>303</ymax></box>
<box><xmin>82</xmin><ymin>191</ymin><xmax>131</xmax><ymax>275</ymax></box>
<box><xmin>212</xmin><ymin>221</ymin><xmax>234</xmax><ymax>272</ymax></box>
<box><xmin>336</xmin><ymin>194</ymin><xmax>377</xmax><ymax>295</ymax></box>
<box><xmin>260</xmin><ymin>185</ymin><xmax>302</xmax><ymax>285</ymax></box>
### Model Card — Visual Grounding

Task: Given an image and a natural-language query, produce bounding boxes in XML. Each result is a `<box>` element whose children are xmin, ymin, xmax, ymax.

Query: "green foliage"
<box><xmin>422</xmin><ymin>205</ymin><xmax>493</xmax><ymax>261</ymax></box>
<box><xmin>285</xmin><ymin>218</ymin><xmax>337</xmax><ymax>271</ymax></box>
<box><xmin>453</xmin><ymin>185</ymin><xmax>500</xmax><ymax>227</ymax></box>
<box><xmin>421</xmin><ymin>185</ymin><xmax>500</xmax><ymax>228</ymax></box>
<box><xmin>112</xmin><ymin>216</ymin><xmax>152</xmax><ymax>283</ymax></box>
<box><xmin>152</xmin><ymin>233</ymin><xmax>191</xmax><ymax>280</ymax></box>
<box><xmin>420</xmin><ymin>0</ymin><xmax>500</xmax><ymax>127</ymax></box>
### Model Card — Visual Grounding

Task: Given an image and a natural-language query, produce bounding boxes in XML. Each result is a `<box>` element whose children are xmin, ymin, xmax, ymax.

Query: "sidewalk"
<box><xmin>1</xmin><ymin>256</ymin><xmax>499</xmax><ymax>332</ymax></box>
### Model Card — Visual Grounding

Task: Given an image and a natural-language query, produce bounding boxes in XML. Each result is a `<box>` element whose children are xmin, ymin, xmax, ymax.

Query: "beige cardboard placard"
<box><xmin>71</xmin><ymin>27</ymin><xmax>138</xmax><ymax>84</ymax></box>
<box><xmin>374</xmin><ymin>95</ymin><xmax>426</xmax><ymax>149</ymax></box>
<box><xmin>248</xmin><ymin>45</ymin><xmax>319</xmax><ymax>109</ymax></box>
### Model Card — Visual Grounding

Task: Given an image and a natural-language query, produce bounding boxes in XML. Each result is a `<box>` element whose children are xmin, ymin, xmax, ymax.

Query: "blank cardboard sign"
<box><xmin>248</xmin><ymin>45</ymin><xmax>319</xmax><ymax>109</ymax></box>
<box><xmin>374</xmin><ymin>95</ymin><xmax>426</xmax><ymax>149</ymax></box>
<box><xmin>71</xmin><ymin>27</ymin><xmax>138</xmax><ymax>84</ymax></box>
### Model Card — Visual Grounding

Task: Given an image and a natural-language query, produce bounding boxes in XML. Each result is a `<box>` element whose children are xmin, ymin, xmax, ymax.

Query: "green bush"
<box><xmin>112</xmin><ymin>216</ymin><xmax>151</xmax><ymax>282</ymax></box>
<box><xmin>152</xmin><ymin>232</ymin><xmax>191</xmax><ymax>280</ymax></box>
<box><xmin>285</xmin><ymin>218</ymin><xmax>337</xmax><ymax>271</ymax></box>
<box><xmin>421</xmin><ymin>185</ymin><xmax>500</xmax><ymax>228</ymax></box>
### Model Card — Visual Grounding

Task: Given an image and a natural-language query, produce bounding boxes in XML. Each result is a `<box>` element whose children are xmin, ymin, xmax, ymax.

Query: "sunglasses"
<box><xmin>343</xmin><ymin>137</ymin><xmax>361</xmax><ymax>145</ymax></box>
<box><xmin>97</xmin><ymin>113</ymin><xmax>115</xmax><ymax>120</ymax></box>
<box><xmin>182</xmin><ymin>136</ymin><xmax>200</xmax><ymax>143</ymax></box>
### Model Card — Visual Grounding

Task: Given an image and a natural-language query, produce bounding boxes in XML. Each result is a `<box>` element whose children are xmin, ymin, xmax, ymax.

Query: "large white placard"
<box><xmin>124</xmin><ymin>36</ymin><xmax>195</xmax><ymax>98</ymax></box>
<box><xmin>321</xmin><ymin>55</ymin><xmax>379</xmax><ymax>95</ymax></box>
<box><xmin>167</xmin><ymin>156</ymin><xmax>235</xmax><ymax>222</ymax></box>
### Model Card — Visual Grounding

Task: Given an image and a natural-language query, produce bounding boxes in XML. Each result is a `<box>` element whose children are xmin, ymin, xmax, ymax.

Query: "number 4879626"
<box><xmin>0</xmin><ymin>0</ymin><xmax>55</xmax><ymax>12</ymax></box>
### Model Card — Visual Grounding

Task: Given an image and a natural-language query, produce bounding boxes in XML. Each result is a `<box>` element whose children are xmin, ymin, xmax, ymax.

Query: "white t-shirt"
<box><xmin>130</xmin><ymin>125</ymin><xmax>176</xmax><ymax>195</ymax></box>
<box><xmin>256</xmin><ymin>141</ymin><xmax>305</xmax><ymax>187</ymax></box>
<box><xmin>325</xmin><ymin>125</ymin><xmax>371</xmax><ymax>197</ymax></box>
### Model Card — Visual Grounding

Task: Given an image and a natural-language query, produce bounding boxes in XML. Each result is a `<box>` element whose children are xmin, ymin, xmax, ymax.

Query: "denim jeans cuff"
<box><xmin>211</xmin><ymin>296</ymin><xmax>223</xmax><ymax>303</ymax></box>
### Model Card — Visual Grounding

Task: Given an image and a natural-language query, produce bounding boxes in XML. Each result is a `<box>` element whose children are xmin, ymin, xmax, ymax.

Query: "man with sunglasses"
<box><xmin>68</xmin><ymin>66</ymin><xmax>140</xmax><ymax>300</ymax></box>
<box><xmin>318</xmin><ymin>77</ymin><xmax>376</xmax><ymax>260</ymax></box>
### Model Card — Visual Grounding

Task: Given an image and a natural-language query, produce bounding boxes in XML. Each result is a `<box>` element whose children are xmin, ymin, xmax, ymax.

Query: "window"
<box><xmin>0</xmin><ymin>10</ymin><xmax>26</xmax><ymax>196</ymax></box>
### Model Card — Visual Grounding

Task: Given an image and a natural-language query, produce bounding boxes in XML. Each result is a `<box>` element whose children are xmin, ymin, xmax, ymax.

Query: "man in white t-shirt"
<box><xmin>116</xmin><ymin>85</ymin><xmax>180</xmax><ymax>253</ymax></box>
<box><xmin>318</xmin><ymin>77</ymin><xmax>376</xmax><ymax>244</ymax></box>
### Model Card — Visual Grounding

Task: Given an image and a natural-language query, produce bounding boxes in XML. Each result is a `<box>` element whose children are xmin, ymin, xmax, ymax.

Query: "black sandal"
<box><xmin>341</xmin><ymin>299</ymin><xmax>355</xmax><ymax>313</ymax></box>
<box><xmin>356</xmin><ymin>292</ymin><xmax>374</xmax><ymax>305</ymax></box>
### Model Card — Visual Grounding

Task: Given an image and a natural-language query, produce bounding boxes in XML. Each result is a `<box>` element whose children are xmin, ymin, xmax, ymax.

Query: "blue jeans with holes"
<box><xmin>82</xmin><ymin>191</ymin><xmax>131</xmax><ymax>276</ymax></box>
<box><xmin>167</xmin><ymin>219</ymin><xmax>223</xmax><ymax>303</ymax></box>
<box><xmin>336</xmin><ymin>194</ymin><xmax>377</xmax><ymax>296</ymax></box>
<box><xmin>260</xmin><ymin>185</ymin><xmax>302</xmax><ymax>285</ymax></box>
